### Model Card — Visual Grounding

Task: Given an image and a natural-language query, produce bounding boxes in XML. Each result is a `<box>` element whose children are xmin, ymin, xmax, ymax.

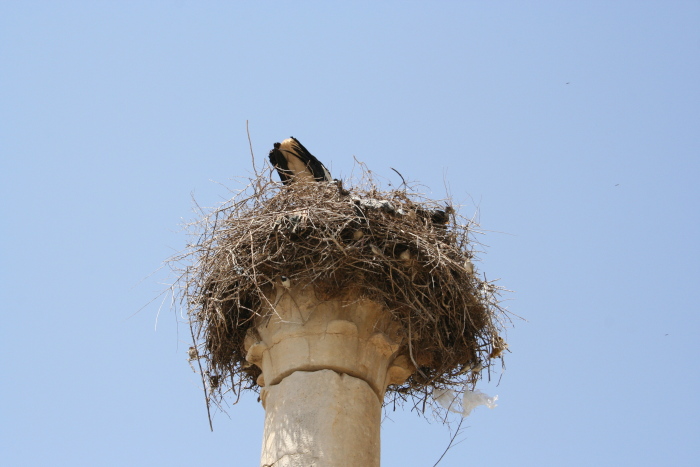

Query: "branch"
<box><xmin>432</xmin><ymin>417</ymin><xmax>466</xmax><ymax>467</ymax></box>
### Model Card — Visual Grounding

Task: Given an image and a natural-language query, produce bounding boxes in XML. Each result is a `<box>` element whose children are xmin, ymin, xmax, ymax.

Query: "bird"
<box><xmin>415</xmin><ymin>206</ymin><xmax>455</xmax><ymax>225</ymax></box>
<box><xmin>269</xmin><ymin>137</ymin><xmax>331</xmax><ymax>184</ymax></box>
<box><xmin>431</xmin><ymin>206</ymin><xmax>455</xmax><ymax>225</ymax></box>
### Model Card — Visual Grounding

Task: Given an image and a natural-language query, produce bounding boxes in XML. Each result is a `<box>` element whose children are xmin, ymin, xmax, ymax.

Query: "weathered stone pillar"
<box><xmin>245</xmin><ymin>285</ymin><xmax>414</xmax><ymax>467</ymax></box>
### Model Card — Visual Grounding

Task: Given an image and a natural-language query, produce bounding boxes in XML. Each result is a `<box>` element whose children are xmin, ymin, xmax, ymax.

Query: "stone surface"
<box><xmin>245</xmin><ymin>285</ymin><xmax>413</xmax><ymax>397</ymax></box>
<box><xmin>246</xmin><ymin>285</ymin><xmax>415</xmax><ymax>467</ymax></box>
<box><xmin>260</xmin><ymin>369</ymin><xmax>381</xmax><ymax>467</ymax></box>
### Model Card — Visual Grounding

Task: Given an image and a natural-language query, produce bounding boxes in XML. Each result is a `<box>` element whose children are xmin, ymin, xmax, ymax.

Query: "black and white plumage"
<box><xmin>415</xmin><ymin>205</ymin><xmax>455</xmax><ymax>225</ymax></box>
<box><xmin>429</xmin><ymin>207</ymin><xmax>455</xmax><ymax>225</ymax></box>
<box><xmin>269</xmin><ymin>137</ymin><xmax>331</xmax><ymax>184</ymax></box>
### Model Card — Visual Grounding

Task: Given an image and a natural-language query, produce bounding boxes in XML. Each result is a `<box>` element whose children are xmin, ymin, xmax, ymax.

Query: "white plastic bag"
<box><xmin>461</xmin><ymin>389</ymin><xmax>498</xmax><ymax>417</ymax></box>
<box><xmin>433</xmin><ymin>388</ymin><xmax>461</xmax><ymax>414</ymax></box>
<box><xmin>433</xmin><ymin>387</ymin><xmax>498</xmax><ymax>417</ymax></box>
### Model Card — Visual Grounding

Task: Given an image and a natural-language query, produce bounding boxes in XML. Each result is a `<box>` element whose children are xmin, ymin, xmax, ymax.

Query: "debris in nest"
<box><xmin>489</xmin><ymin>335</ymin><xmax>509</xmax><ymax>358</ymax></box>
<box><xmin>187</xmin><ymin>346</ymin><xmax>199</xmax><ymax>372</ymax></box>
<box><xmin>464</xmin><ymin>258</ymin><xmax>474</xmax><ymax>275</ymax></box>
<box><xmin>280</xmin><ymin>276</ymin><xmax>291</xmax><ymax>289</ymax></box>
<box><xmin>353</xmin><ymin>197</ymin><xmax>396</xmax><ymax>214</ymax></box>
<box><xmin>209</xmin><ymin>374</ymin><xmax>222</xmax><ymax>390</ymax></box>
<box><xmin>398</xmin><ymin>249</ymin><xmax>413</xmax><ymax>266</ymax></box>
<box><xmin>433</xmin><ymin>387</ymin><xmax>498</xmax><ymax>417</ymax></box>
<box><xmin>168</xmin><ymin>162</ymin><xmax>512</xmax><ymax>417</ymax></box>
<box><xmin>433</xmin><ymin>388</ymin><xmax>461</xmax><ymax>413</ymax></box>
<box><xmin>462</xmin><ymin>388</ymin><xmax>498</xmax><ymax>416</ymax></box>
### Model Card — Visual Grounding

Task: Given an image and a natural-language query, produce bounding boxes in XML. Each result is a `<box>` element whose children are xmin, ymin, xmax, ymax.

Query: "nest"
<box><xmin>170</xmin><ymin>165</ymin><xmax>511</xmax><ymax>416</ymax></box>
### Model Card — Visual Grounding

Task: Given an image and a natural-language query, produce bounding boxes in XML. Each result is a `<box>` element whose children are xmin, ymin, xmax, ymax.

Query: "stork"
<box><xmin>415</xmin><ymin>205</ymin><xmax>455</xmax><ymax>226</ymax></box>
<box><xmin>269</xmin><ymin>137</ymin><xmax>331</xmax><ymax>184</ymax></box>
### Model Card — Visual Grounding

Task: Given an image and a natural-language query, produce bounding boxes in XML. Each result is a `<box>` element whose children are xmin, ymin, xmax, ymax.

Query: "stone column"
<box><xmin>245</xmin><ymin>285</ymin><xmax>414</xmax><ymax>467</ymax></box>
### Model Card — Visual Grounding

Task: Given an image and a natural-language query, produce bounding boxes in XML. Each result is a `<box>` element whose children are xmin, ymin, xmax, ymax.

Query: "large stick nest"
<box><xmin>170</xmin><ymin>165</ymin><xmax>511</xmax><ymax>414</ymax></box>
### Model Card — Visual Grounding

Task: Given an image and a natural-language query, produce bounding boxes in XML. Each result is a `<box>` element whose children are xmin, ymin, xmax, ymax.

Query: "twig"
<box><xmin>390</xmin><ymin>167</ymin><xmax>407</xmax><ymax>190</ymax></box>
<box><xmin>432</xmin><ymin>417</ymin><xmax>465</xmax><ymax>467</ymax></box>
<box><xmin>246</xmin><ymin>120</ymin><xmax>259</xmax><ymax>180</ymax></box>
<box><xmin>189</xmin><ymin>322</ymin><xmax>214</xmax><ymax>432</ymax></box>
<box><xmin>408</xmin><ymin>315</ymin><xmax>428</xmax><ymax>380</ymax></box>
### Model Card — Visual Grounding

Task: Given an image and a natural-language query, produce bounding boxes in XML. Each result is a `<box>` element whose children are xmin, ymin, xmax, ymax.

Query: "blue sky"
<box><xmin>1</xmin><ymin>2</ymin><xmax>699</xmax><ymax>466</ymax></box>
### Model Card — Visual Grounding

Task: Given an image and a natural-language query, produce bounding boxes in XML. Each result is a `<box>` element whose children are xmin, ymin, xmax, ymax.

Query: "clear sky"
<box><xmin>2</xmin><ymin>2</ymin><xmax>699</xmax><ymax>466</ymax></box>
